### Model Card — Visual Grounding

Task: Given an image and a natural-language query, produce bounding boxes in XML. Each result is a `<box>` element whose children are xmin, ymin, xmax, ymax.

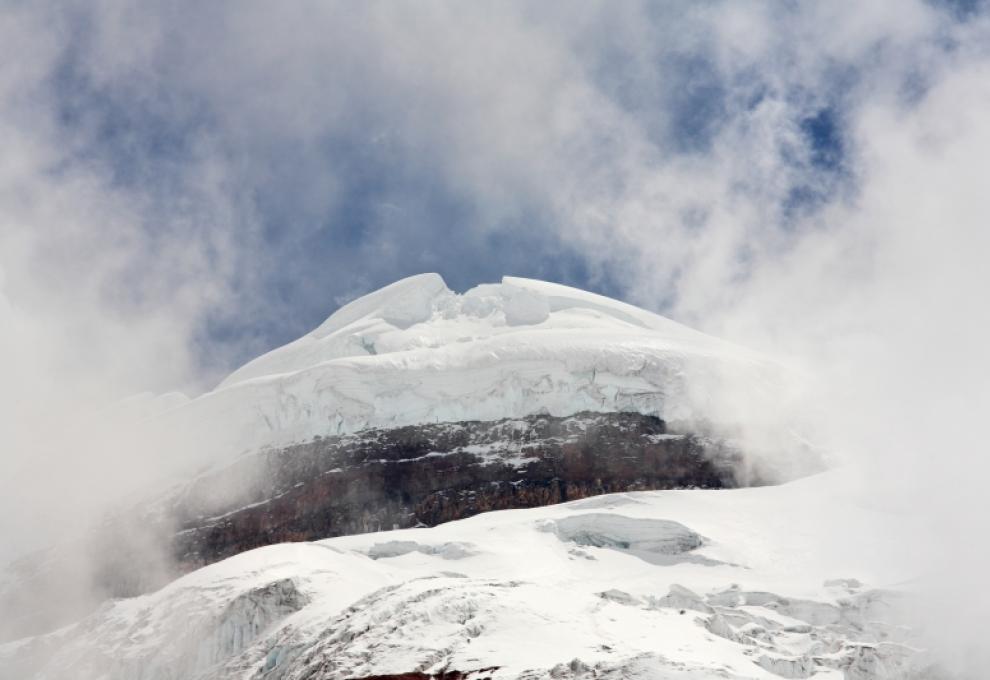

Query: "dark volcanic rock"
<box><xmin>165</xmin><ymin>411</ymin><xmax>758</xmax><ymax>570</ymax></box>
<box><xmin>349</xmin><ymin>670</ymin><xmax>500</xmax><ymax>680</ymax></box>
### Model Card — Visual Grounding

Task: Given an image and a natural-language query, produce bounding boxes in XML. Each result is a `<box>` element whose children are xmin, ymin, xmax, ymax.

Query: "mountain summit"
<box><xmin>220</xmin><ymin>273</ymin><xmax>749</xmax><ymax>390</ymax></box>
<box><xmin>1</xmin><ymin>276</ymin><xmax>932</xmax><ymax>679</ymax></box>
<box><xmin>149</xmin><ymin>274</ymin><xmax>785</xmax><ymax>475</ymax></box>
<box><xmin>1</xmin><ymin>276</ymin><xmax>807</xmax><ymax>642</ymax></box>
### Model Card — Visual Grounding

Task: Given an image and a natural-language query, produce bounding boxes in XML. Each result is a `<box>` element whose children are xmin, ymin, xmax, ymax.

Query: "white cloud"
<box><xmin>2</xmin><ymin>1</ymin><xmax>990</xmax><ymax>670</ymax></box>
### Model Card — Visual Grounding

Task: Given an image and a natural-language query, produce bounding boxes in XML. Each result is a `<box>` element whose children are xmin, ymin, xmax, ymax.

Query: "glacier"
<box><xmin>2</xmin><ymin>274</ymin><xmax>886</xmax><ymax>679</ymax></box>
<box><xmin>2</xmin><ymin>470</ymin><xmax>941</xmax><ymax>680</ymax></box>
<box><xmin>135</xmin><ymin>274</ymin><xmax>800</xmax><ymax>478</ymax></box>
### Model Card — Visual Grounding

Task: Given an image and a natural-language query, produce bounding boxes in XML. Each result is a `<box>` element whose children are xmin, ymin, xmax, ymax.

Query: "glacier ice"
<box><xmin>365</xmin><ymin>540</ymin><xmax>476</xmax><ymax>560</ymax></box>
<box><xmin>546</xmin><ymin>513</ymin><xmax>704</xmax><ymax>555</ymax></box>
<box><xmin>125</xmin><ymin>274</ymin><xmax>800</xmax><ymax>481</ymax></box>
<box><xmin>3</xmin><ymin>471</ymin><xmax>942</xmax><ymax>680</ymax></box>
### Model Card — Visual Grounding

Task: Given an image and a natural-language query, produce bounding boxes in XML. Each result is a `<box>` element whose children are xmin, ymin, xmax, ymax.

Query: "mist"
<box><xmin>2</xmin><ymin>0</ymin><xmax>989</xmax><ymax>674</ymax></box>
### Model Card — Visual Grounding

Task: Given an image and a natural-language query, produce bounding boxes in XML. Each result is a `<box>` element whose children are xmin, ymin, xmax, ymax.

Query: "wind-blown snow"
<box><xmin>3</xmin><ymin>470</ymin><xmax>935</xmax><ymax>679</ymax></box>
<box><xmin>136</xmin><ymin>274</ymin><xmax>796</xmax><ymax>474</ymax></box>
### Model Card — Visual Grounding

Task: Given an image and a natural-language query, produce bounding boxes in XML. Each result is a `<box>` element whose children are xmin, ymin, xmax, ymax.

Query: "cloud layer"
<box><xmin>2</xmin><ymin>0</ymin><xmax>990</xmax><ymax>672</ymax></box>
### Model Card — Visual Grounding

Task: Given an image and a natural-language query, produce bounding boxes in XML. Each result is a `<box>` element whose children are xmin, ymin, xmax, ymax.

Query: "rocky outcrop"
<box><xmin>347</xmin><ymin>669</ymin><xmax>500</xmax><ymax>680</ymax></box>
<box><xmin>164</xmin><ymin>411</ymin><xmax>768</xmax><ymax>572</ymax></box>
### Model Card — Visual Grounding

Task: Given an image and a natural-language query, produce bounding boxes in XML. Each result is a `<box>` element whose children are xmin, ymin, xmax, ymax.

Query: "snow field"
<box><xmin>5</xmin><ymin>470</ymin><xmax>931</xmax><ymax>680</ymax></box>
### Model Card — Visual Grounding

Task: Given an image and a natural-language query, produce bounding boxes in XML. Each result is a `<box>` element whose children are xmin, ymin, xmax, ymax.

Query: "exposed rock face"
<box><xmin>0</xmin><ymin>411</ymin><xmax>813</xmax><ymax>642</ymax></box>
<box><xmin>346</xmin><ymin>671</ymin><xmax>499</xmax><ymax>680</ymax></box>
<box><xmin>164</xmin><ymin>411</ymin><xmax>766</xmax><ymax>572</ymax></box>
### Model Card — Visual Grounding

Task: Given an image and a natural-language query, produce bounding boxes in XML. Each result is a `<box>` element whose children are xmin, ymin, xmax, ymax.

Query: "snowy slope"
<box><xmin>140</xmin><ymin>274</ymin><xmax>796</xmax><ymax>474</ymax></box>
<box><xmin>3</xmin><ymin>470</ymin><xmax>934</xmax><ymax>680</ymax></box>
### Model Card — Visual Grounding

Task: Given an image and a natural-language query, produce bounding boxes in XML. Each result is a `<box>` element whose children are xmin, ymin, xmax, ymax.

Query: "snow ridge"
<box><xmin>138</xmin><ymin>274</ymin><xmax>794</xmax><ymax>474</ymax></box>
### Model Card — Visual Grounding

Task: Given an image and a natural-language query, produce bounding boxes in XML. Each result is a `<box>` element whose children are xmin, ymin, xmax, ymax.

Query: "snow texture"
<box><xmin>3</xmin><ymin>470</ymin><xmax>943</xmax><ymax>680</ymax></box>
<box><xmin>129</xmin><ymin>274</ymin><xmax>795</xmax><ymax>476</ymax></box>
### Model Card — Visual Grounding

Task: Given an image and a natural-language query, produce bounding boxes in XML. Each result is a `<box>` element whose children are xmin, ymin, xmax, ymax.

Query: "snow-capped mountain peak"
<box><xmin>218</xmin><ymin>274</ymin><xmax>747</xmax><ymax>390</ymax></box>
<box><xmin>133</xmin><ymin>274</ymin><xmax>792</xmax><ymax>478</ymax></box>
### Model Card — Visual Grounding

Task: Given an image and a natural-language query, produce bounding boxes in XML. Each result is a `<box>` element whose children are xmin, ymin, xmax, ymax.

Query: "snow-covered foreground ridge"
<box><xmin>145</xmin><ymin>274</ymin><xmax>795</xmax><ymax>470</ymax></box>
<box><xmin>3</xmin><ymin>471</ymin><xmax>935</xmax><ymax>680</ymax></box>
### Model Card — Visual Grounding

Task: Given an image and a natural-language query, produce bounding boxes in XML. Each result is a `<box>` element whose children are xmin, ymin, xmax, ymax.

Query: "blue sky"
<box><xmin>0</xmin><ymin>0</ymin><xmax>984</xmax><ymax>390</ymax></box>
<box><xmin>48</xmin><ymin>3</ymin><xmax>835</xmax><ymax>372</ymax></box>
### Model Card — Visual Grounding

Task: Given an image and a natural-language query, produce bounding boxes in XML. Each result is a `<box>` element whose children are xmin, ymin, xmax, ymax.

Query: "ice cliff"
<box><xmin>143</xmin><ymin>274</ymin><xmax>794</xmax><ymax>474</ymax></box>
